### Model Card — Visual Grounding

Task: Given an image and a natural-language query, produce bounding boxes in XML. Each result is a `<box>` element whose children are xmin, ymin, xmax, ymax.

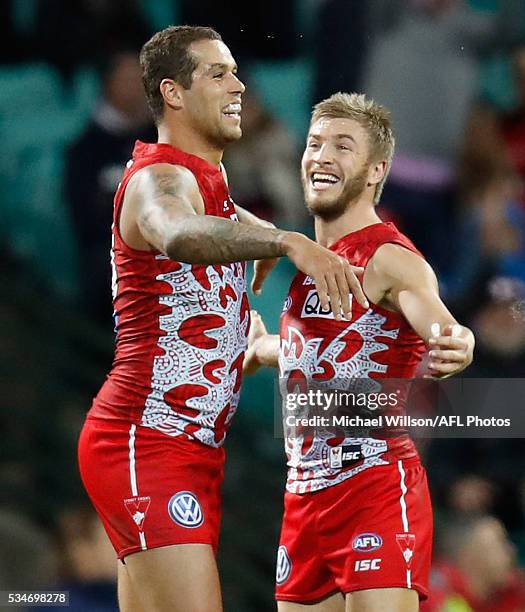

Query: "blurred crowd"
<box><xmin>1</xmin><ymin>0</ymin><xmax>525</xmax><ymax>610</ymax></box>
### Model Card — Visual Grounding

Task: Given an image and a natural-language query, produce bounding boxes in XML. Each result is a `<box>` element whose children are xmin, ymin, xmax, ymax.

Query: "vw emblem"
<box><xmin>168</xmin><ymin>491</ymin><xmax>204</xmax><ymax>528</ymax></box>
<box><xmin>276</xmin><ymin>545</ymin><xmax>291</xmax><ymax>585</ymax></box>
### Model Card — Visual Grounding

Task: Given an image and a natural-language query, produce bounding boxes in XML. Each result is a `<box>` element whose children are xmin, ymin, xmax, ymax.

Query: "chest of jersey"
<box><xmin>279</xmin><ymin>271</ymin><xmax>403</xmax><ymax>386</ymax></box>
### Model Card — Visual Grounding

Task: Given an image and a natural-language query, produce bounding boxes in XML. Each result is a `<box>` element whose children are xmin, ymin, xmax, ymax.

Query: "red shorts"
<box><xmin>78</xmin><ymin>417</ymin><xmax>225</xmax><ymax>560</ymax></box>
<box><xmin>275</xmin><ymin>458</ymin><xmax>433</xmax><ymax>603</ymax></box>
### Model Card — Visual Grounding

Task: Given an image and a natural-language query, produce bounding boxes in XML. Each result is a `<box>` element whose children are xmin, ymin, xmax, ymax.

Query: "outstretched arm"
<box><xmin>129</xmin><ymin>163</ymin><xmax>287</xmax><ymax>262</ymax></box>
<box><xmin>126</xmin><ymin>163</ymin><xmax>369</xmax><ymax>319</ymax></box>
<box><xmin>370</xmin><ymin>244</ymin><xmax>475</xmax><ymax>378</ymax></box>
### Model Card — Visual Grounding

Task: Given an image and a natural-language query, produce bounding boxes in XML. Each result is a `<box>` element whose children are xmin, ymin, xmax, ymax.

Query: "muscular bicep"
<box><xmin>128</xmin><ymin>163</ymin><xmax>203</xmax><ymax>254</ymax></box>
<box><xmin>377</xmin><ymin>244</ymin><xmax>458</xmax><ymax>343</ymax></box>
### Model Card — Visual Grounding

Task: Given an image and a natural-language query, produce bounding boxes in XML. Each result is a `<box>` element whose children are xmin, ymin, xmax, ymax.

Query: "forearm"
<box><xmin>397</xmin><ymin>286</ymin><xmax>460</xmax><ymax>344</ymax></box>
<box><xmin>166</xmin><ymin>215</ymin><xmax>290</xmax><ymax>264</ymax></box>
<box><xmin>254</xmin><ymin>334</ymin><xmax>280</xmax><ymax>369</ymax></box>
<box><xmin>234</xmin><ymin>204</ymin><xmax>272</xmax><ymax>228</ymax></box>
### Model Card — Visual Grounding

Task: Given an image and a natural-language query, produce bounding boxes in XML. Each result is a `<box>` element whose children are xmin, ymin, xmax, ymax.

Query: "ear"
<box><xmin>368</xmin><ymin>160</ymin><xmax>388</xmax><ymax>187</ymax></box>
<box><xmin>159</xmin><ymin>78</ymin><xmax>183</xmax><ymax>111</ymax></box>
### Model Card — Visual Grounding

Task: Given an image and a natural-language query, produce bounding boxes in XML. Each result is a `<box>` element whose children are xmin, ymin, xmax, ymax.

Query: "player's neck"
<box><xmin>315</xmin><ymin>199</ymin><xmax>382</xmax><ymax>248</ymax></box>
<box><xmin>157</xmin><ymin>122</ymin><xmax>223</xmax><ymax>167</ymax></box>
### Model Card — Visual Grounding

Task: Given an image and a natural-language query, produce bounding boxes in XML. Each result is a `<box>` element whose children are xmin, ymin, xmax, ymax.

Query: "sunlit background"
<box><xmin>2</xmin><ymin>1</ymin><xmax>525</xmax><ymax>610</ymax></box>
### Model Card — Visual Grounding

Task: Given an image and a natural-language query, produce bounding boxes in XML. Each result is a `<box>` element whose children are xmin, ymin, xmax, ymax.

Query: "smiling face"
<box><xmin>302</xmin><ymin>117</ymin><xmax>374</xmax><ymax>219</ymax></box>
<box><xmin>178</xmin><ymin>39</ymin><xmax>245</xmax><ymax>147</ymax></box>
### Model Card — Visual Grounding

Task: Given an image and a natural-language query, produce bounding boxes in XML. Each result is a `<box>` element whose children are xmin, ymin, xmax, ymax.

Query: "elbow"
<box><xmin>166</xmin><ymin>232</ymin><xmax>190</xmax><ymax>262</ymax></box>
<box><xmin>166</xmin><ymin>229</ymin><xmax>206</xmax><ymax>264</ymax></box>
<box><xmin>164</xmin><ymin>216</ymin><xmax>199</xmax><ymax>262</ymax></box>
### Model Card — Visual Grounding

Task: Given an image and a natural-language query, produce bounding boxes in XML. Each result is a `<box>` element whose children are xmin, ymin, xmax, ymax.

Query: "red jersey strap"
<box><xmin>113</xmin><ymin>140</ymin><xmax>228</xmax><ymax>227</ymax></box>
<box><xmin>331</xmin><ymin>222</ymin><xmax>423</xmax><ymax>269</ymax></box>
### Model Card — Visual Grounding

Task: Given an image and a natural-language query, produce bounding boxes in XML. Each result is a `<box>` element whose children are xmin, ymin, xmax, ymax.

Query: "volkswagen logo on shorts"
<box><xmin>352</xmin><ymin>532</ymin><xmax>383</xmax><ymax>553</ymax></box>
<box><xmin>276</xmin><ymin>545</ymin><xmax>291</xmax><ymax>585</ymax></box>
<box><xmin>168</xmin><ymin>491</ymin><xmax>204</xmax><ymax>528</ymax></box>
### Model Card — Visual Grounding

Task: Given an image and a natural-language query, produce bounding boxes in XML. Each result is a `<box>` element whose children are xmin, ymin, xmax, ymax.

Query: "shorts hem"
<box><xmin>275</xmin><ymin>588</ymin><xmax>339</xmax><ymax>604</ymax></box>
<box><xmin>276</xmin><ymin>583</ymin><xmax>428</xmax><ymax>603</ymax></box>
<box><xmin>341</xmin><ymin>582</ymin><xmax>428</xmax><ymax>601</ymax></box>
<box><xmin>118</xmin><ymin>538</ymin><xmax>215</xmax><ymax>561</ymax></box>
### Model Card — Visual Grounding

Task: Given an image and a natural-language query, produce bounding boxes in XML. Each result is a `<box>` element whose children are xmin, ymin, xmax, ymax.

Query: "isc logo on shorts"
<box><xmin>352</xmin><ymin>533</ymin><xmax>383</xmax><ymax>553</ymax></box>
<box><xmin>168</xmin><ymin>491</ymin><xmax>204</xmax><ymax>528</ymax></box>
<box><xmin>276</xmin><ymin>545</ymin><xmax>292</xmax><ymax>585</ymax></box>
<box><xmin>354</xmin><ymin>558</ymin><xmax>381</xmax><ymax>572</ymax></box>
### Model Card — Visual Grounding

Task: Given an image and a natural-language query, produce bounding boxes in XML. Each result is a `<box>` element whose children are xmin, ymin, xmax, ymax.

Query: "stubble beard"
<box><xmin>189</xmin><ymin>107</ymin><xmax>241</xmax><ymax>149</ymax></box>
<box><xmin>303</xmin><ymin>165</ymin><xmax>369</xmax><ymax>222</ymax></box>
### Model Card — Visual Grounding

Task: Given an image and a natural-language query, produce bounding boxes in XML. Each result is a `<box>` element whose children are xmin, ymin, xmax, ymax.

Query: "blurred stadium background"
<box><xmin>2</xmin><ymin>0</ymin><xmax>525</xmax><ymax>610</ymax></box>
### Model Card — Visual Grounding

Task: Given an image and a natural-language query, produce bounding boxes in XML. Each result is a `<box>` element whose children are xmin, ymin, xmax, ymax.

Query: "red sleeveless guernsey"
<box><xmin>89</xmin><ymin>141</ymin><xmax>250</xmax><ymax>448</ymax></box>
<box><xmin>279</xmin><ymin>222</ymin><xmax>426</xmax><ymax>494</ymax></box>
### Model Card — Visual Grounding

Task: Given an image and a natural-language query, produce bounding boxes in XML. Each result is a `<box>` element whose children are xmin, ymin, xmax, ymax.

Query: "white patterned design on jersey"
<box><xmin>279</xmin><ymin>310</ymin><xmax>399</xmax><ymax>493</ymax></box>
<box><xmin>141</xmin><ymin>261</ymin><xmax>248</xmax><ymax>447</ymax></box>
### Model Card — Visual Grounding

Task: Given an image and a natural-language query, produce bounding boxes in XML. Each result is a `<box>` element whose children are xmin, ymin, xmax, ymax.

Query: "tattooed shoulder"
<box><xmin>128</xmin><ymin>163</ymin><xmax>204</xmax><ymax>215</ymax></box>
<box><xmin>148</xmin><ymin>164</ymin><xmax>198</xmax><ymax>199</ymax></box>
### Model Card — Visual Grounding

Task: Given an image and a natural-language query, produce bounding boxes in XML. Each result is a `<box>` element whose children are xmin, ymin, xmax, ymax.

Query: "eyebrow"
<box><xmin>307</xmin><ymin>133</ymin><xmax>357</xmax><ymax>144</ymax></box>
<box><xmin>204</xmin><ymin>62</ymin><xmax>238</xmax><ymax>73</ymax></box>
<box><xmin>335</xmin><ymin>133</ymin><xmax>357</xmax><ymax>144</ymax></box>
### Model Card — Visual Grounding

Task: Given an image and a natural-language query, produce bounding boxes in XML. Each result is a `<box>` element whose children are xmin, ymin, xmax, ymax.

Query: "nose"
<box><xmin>231</xmin><ymin>73</ymin><xmax>245</xmax><ymax>94</ymax></box>
<box><xmin>311</xmin><ymin>143</ymin><xmax>333</xmax><ymax>165</ymax></box>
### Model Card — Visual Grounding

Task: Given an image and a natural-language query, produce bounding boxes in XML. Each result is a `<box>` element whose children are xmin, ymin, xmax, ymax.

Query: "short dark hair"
<box><xmin>140</xmin><ymin>25</ymin><xmax>222</xmax><ymax>124</ymax></box>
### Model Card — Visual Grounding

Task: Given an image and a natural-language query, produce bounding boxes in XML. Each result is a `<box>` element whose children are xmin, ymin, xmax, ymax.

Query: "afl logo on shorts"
<box><xmin>352</xmin><ymin>533</ymin><xmax>383</xmax><ymax>553</ymax></box>
<box><xmin>276</xmin><ymin>545</ymin><xmax>291</xmax><ymax>585</ymax></box>
<box><xmin>168</xmin><ymin>491</ymin><xmax>204</xmax><ymax>528</ymax></box>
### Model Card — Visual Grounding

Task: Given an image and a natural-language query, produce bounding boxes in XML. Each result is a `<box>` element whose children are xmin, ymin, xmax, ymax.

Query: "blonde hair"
<box><xmin>311</xmin><ymin>92</ymin><xmax>395</xmax><ymax>204</ymax></box>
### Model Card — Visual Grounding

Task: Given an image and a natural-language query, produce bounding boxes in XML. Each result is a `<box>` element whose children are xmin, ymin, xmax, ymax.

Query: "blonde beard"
<box><xmin>303</xmin><ymin>164</ymin><xmax>369</xmax><ymax>221</ymax></box>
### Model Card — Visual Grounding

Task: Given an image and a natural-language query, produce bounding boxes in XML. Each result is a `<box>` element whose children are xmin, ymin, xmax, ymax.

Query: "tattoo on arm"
<box><xmin>167</xmin><ymin>216</ymin><xmax>287</xmax><ymax>264</ymax></box>
<box><xmin>139</xmin><ymin>165</ymin><xmax>289</xmax><ymax>264</ymax></box>
<box><xmin>153</xmin><ymin>173</ymin><xmax>184</xmax><ymax>199</ymax></box>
